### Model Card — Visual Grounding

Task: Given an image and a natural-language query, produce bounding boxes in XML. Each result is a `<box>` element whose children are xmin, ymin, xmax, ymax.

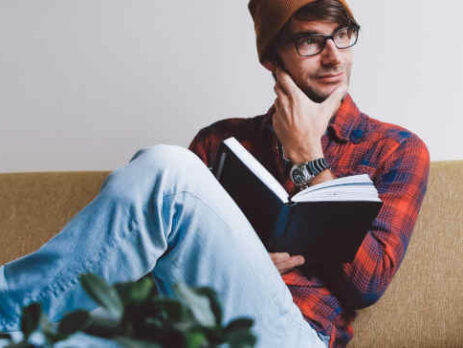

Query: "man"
<box><xmin>189</xmin><ymin>0</ymin><xmax>430</xmax><ymax>346</ymax></box>
<box><xmin>0</xmin><ymin>0</ymin><xmax>429</xmax><ymax>347</ymax></box>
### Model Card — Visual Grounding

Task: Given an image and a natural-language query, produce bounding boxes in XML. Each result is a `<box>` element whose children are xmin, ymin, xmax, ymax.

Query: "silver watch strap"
<box><xmin>306</xmin><ymin>158</ymin><xmax>330</xmax><ymax>176</ymax></box>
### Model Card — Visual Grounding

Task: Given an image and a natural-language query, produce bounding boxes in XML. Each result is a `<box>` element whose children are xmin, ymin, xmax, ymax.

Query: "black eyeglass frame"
<box><xmin>279</xmin><ymin>24</ymin><xmax>361</xmax><ymax>58</ymax></box>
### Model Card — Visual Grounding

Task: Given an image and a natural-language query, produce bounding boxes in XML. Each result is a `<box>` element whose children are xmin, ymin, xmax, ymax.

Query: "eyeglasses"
<box><xmin>281</xmin><ymin>25</ymin><xmax>360</xmax><ymax>57</ymax></box>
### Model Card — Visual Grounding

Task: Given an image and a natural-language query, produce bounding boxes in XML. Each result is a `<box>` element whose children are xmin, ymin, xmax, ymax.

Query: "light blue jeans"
<box><xmin>0</xmin><ymin>145</ymin><xmax>329</xmax><ymax>347</ymax></box>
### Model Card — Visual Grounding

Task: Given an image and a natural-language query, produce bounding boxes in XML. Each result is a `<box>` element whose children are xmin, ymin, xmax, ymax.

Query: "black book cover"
<box><xmin>212</xmin><ymin>140</ymin><xmax>285</xmax><ymax>246</ymax></box>
<box><xmin>271</xmin><ymin>200</ymin><xmax>382</xmax><ymax>264</ymax></box>
<box><xmin>212</xmin><ymin>139</ymin><xmax>383</xmax><ymax>264</ymax></box>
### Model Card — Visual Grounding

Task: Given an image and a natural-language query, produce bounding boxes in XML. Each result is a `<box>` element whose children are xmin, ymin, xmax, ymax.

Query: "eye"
<box><xmin>304</xmin><ymin>37</ymin><xmax>316</xmax><ymax>44</ymax></box>
<box><xmin>336</xmin><ymin>28</ymin><xmax>352</xmax><ymax>39</ymax></box>
<box><xmin>298</xmin><ymin>36</ymin><xmax>321</xmax><ymax>46</ymax></box>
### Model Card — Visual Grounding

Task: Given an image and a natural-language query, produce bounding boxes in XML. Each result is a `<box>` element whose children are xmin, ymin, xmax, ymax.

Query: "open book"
<box><xmin>212</xmin><ymin>137</ymin><xmax>383</xmax><ymax>264</ymax></box>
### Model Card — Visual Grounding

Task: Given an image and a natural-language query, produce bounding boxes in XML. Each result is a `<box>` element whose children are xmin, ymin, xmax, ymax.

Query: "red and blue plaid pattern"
<box><xmin>188</xmin><ymin>94</ymin><xmax>430</xmax><ymax>347</ymax></box>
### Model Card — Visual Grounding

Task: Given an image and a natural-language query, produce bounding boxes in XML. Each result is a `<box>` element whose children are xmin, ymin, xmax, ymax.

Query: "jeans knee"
<box><xmin>129</xmin><ymin>144</ymin><xmax>203</xmax><ymax>171</ymax></box>
<box><xmin>99</xmin><ymin>144</ymin><xmax>212</xmax><ymax>209</ymax></box>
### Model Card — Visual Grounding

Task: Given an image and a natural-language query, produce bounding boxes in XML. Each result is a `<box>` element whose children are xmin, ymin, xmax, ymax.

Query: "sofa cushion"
<box><xmin>350</xmin><ymin>161</ymin><xmax>463</xmax><ymax>347</ymax></box>
<box><xmin>0</xmin><ymin>171</ymin><xmax>110</xmax><ymax>265</ymax></box>
<box><xmin>0</xmin><ymin>161</ymin><xmax>462</xmax><ymax>346</ymax></box>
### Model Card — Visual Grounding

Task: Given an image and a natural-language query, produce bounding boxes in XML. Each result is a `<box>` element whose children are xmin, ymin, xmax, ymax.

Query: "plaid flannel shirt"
<box><xmin>188</xmin><ymin>94</ymin><xmax>430</xmax><ymax>347</ymax></box>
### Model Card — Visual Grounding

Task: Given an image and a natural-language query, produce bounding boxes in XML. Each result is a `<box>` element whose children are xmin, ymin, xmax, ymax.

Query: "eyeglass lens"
<box><xmin>295</xmin><ymin>27</ymin><xmax>358</xmax><ymax>57</ymax></box>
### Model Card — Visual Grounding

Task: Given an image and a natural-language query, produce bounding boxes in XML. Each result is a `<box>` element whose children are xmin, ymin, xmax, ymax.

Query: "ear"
<box><xmin>262</xmin><ymin>60</ymin><xmax>277</xmax><ymax>73</ymax></box>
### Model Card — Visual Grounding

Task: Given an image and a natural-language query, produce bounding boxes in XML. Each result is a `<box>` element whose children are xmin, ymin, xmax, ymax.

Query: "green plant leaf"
<box><xmin>79</xmin><ymin>273</ymin><xmax>123</xmax><ymax>319</ymax></box>
<box><xmin>173</xmin><ymin>283</ymin><xmax>215</xmax><ymax>327</ymax></box>
<box><xmin>224</xmin><ymin>318</ymin><xmax>254</xmax><ymax>332</ymax></box>
<box><xmin>58</xmin><ymin>310</ymin><xmax>91</xmax><ymax>335</ymax></box>
<box><xmin>115</xmin><ymin>336</ymin><xmax>162</xmax><ymax>348</ymax></box>
<box><xmin>81</xmin><ymin>316</ymin><xmax>121</xmax><ymax>339</ymax></box>
<box><xmin>3</xmin><ymin>341</ymin><xmax>33</xmax><ymax>348</ymax></box>
<box><xmin>0</xmin><ymin>332</ymin><xmax>11</xmax><ymax>339</ymax></box>
<box><xmin>42</xmin><ymin>326</ymin><xmax>69</xmax><ymax>345</ymax></box>
<box><xmin>194</xmin><ymin>287</ymin><xmax>223</xmax><ymax>326</ymax></box>
<box><xmin>185</xmin><ymin>330</ymin><xmax>208</xmax><ymax>348</ymax></box>
<box><xmin>225</xmin><ymin>329</ymin><xmax>257</xmax><ymax>347</ymax></box>
<box><xmin>20</xmin><ymin>302</ymin><xmax>42</xmax><ymax>340</ymax></box>
<box><xmin>151</xmin><ymin>298</ymin><xmax>188</xmax><ymax>322</ymax></box>
<box><xmin>195</xmin><ymin>325</ymin><xmax>225</xmax><ymax>346</ymax></box>
<box><xmin>223</xmin><ymin>318</ymin><xmax>256</xmax><ymax>347</ymax></box>
<box><xmin>37</xmin><ymin>313</ymin><xmax>69</xmax><ymax>344</ymax></box>
<box><xmin>114</xmin><ymin>276</ymin><xmax>155</xmax><ymax>305</ymax></box>
<box><xmin>8</xmin><ymin>274</ymin><xmax>257</xmax><ymax>347</ymax></box>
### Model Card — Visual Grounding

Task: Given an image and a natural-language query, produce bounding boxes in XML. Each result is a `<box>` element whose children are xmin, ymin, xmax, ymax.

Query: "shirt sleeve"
<box><xmin>319</xmin><ymin>134</ymin><xmax>431</xmax><ymax>309</ymax></box>
<box><xmin>188</xmin><ymin>128</ymin><xmax>211</xmax><ymax>166</ymax></box>
<box><xmin>188</xmin><ymin>126</ymin><xmax>229</xmax><ymax>169</ymax></box>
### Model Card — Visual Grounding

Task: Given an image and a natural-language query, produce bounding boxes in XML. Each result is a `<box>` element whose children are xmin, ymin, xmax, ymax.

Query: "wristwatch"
<box><xmin>289</xmin><ymin>158</ymin><xmax>330</xmax><ymax>187</ymax></box>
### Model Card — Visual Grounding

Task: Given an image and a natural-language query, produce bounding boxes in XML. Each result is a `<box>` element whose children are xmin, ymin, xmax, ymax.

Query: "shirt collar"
<box><xmin>328</xmin><ymin>93</ymin><xmax>363</xmax><ymax>143</ymax></box>
<box><xmin>264</xmin><ymin>93</ymin><xmax>364</xmax><ymax>144</ymax></box>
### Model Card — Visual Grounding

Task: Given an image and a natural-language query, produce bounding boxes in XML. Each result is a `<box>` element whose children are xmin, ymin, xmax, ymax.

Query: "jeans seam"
<box><xmin>162</xmin><ymin>190</ymin><xmax>298</xmax><ymax>330</ymax></box>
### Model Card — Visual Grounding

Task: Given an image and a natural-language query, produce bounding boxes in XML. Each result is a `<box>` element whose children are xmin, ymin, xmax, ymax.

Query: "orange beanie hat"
<box><xmin>248</xmin><ymin>0</ymin><xmax>355</xmax><ymax>64</ymax></box>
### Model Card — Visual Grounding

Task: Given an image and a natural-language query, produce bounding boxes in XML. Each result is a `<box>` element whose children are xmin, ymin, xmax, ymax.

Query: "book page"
<box><xmin>291</xmin><ymin>174</ymin><xmax>381</xmax><ymax>202</ymax></box>
<box><xmin>224</xmin><ymin>137</ymin><xmax>289</xmax><ymax>203</ymax></box>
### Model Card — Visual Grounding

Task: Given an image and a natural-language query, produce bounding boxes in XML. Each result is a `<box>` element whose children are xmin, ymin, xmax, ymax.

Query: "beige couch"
<box><xmin>0</xmin><ymin>161</ymin><xmax>462</xmax><ymax>347</ymax></box>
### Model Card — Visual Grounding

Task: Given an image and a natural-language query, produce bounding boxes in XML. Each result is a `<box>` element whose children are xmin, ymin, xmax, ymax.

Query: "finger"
<box><xmin>270</xmin><ymin>252</ymin><xmax>290</xmax><ymax>263</ymax></box>
<box><xmin>289</xmin><ymin>255</ymin><xmax>305</xmax><ymax>266</ymax></box>
<box><xmin>270</xmin><ymin>252</ymin><xmax>290</xmax><ymax>262</ymax></box>
<box><xmin>275</xmin><ymin>67</ymin><xmax>304</xmax><ymax>99</ymax></box>
<box><xmin>276</xmin><ymin>255</ymin><xmax>305</xmax><ymax>268</ymax></box>
<box><xmin>272</xmin><ymin>99</ymin><xmax>278</xmax><ymax>117</ymax></box>
<box><xmin>272</xmin><ymin>97</ymin><xmax>286</xmax><ymax>122</ymax></box>
<box><xmin>272</xmin><ymin>112</ymin><xmax>283</xmax><ymax>139</ymax></box>
<box><xmin>272</xmin><ymin>110</ymin><xmax>278</xmax><ymax>130</ymax></box>
<box><xmin>274</xmin><ymin>82</ymin><xmax>288</xmax><ymax>99</ymax></box>
<box><xmin>275</xmin><ymin>67</ymin><xmax>295</xmax><ymax>96</ymax></box>
<box><xmin>274</xmin><ymin>85</ymin><xmax>290</xmax><ymax>114</ymax></box>
<box><xmin>273</xmin><ymin>84</ymin><xmax>288</xmax><ymax>110</ymax></box>
<box><xmin>273</xmin><ymin>100</ymin><xmax>281</xmax><ymax>120</ymax></box>
<box><xmin>279</xmin><ymin>256</ymin><xmax>306</xmax><ymax>274</ymax></box>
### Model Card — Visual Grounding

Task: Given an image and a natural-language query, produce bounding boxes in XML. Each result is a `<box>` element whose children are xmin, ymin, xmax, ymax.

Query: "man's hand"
<box><xmin>272</xmin><ymin>66</ymin><xmax>348</xmax><ymax>164</ymax></box>
<box><xmin>269</xmin><ymin>252</ymin><xmax>306</xmax><ymax>275</ymax></box>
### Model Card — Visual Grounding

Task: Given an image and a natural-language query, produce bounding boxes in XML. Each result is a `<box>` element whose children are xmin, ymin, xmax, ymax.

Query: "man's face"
<box><xmin>268</xmin><ymin>19</ymin><xmax>353</xmax><ymax>103</ymax></box>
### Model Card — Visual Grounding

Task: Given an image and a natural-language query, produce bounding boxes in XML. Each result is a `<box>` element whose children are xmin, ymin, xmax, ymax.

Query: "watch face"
<box><xmin>291</xmin><ymin>167</ymin><xmax>308</xmax><ymax>185</ymax></box>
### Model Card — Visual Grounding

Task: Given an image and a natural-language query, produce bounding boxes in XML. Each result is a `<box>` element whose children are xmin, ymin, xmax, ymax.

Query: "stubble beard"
<box><xmin>300</xmin><ymin>71</ymin><xmax>350</xmax><ymax>104</ymax></box>
<box><xmin>301</xmin><ymin>85</ymin><xmax>328</xmax><ymax>103</ymax></box>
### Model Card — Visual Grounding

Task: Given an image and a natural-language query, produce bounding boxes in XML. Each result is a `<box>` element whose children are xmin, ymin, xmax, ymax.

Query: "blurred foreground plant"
<box><xmin>0</xmin><ymin>273</ymin><xmax>256</xmax><ymax>347</ymax></box>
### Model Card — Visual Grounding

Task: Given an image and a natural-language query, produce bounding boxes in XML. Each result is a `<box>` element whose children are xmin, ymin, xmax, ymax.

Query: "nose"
<box><xmin>320</xmin><ymin>38</ymin><xmax>341</xmax><ymax>66</ymax></box>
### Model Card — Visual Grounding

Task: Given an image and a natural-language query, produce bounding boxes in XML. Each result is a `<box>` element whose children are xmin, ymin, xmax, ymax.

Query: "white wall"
<box><xmin>349</xmin><ymin>0</ymin><xmax>462</xmax><ymax>162</ymax></box>
<box><xmin>0</xmin><ymin>0</ymin><xmax>461</xmax><ymax>173</ymax></box>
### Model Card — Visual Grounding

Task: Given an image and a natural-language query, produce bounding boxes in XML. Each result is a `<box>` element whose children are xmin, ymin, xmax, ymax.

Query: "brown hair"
<box><xmin>265</xmin><ymin>0</ymin><xmax>359</xmax><ymax>63</ymax></box>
